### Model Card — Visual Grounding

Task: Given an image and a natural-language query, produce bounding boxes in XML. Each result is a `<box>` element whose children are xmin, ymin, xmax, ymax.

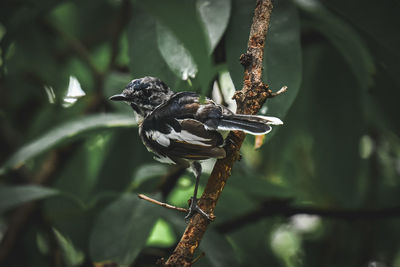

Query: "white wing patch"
<box><xmin>167</xmin><ymin>129</ymin><xmax>212</xmax><ymax>146</ymax></box>
<box><xmin>146</xmin><ymin>124</ymin><xmax>212</xmax><ymax>147</ymax></box>
<box><xmin>146</xmin><ymin>130</ymin><xmax>171</xmax><ymax>147</ymax></box>
<box><xmin>153</xmin><ymin>155</ymin><xmax>175</xmax><ymax>164</ymax></box>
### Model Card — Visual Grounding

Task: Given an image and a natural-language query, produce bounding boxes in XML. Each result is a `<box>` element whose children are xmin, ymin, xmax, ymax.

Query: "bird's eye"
<box><xmin>143</xmin><ymin>90</ymin><xmax>152</xmax><ymax>97</ymax></box>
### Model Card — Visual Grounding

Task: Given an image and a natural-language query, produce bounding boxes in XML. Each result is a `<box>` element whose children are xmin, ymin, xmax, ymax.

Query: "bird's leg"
<box><xmin>185</xmin><ymin>162</ymin><xmax>211</xmax><ymax>221</ymax></box>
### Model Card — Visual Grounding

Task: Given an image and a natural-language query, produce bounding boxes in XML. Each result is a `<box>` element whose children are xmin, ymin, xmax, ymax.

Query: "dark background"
<box><xmin>1</xmin><ymin>0</ymin><xmax>400</xmax><ymax>266</ymax></box>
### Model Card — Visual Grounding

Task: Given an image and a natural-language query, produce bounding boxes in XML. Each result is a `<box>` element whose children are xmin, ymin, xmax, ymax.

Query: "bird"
<box><xmin>110</xmin><ymin>76</ymin><xmax>283</xmax><ymax>220</ymax></box>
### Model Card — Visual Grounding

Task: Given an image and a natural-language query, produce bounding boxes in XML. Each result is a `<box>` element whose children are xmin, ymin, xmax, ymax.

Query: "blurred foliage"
<box><xmin>0</xmin><ymin>0</ymin><xmax>400</xmax><ymax>266</ymax></box>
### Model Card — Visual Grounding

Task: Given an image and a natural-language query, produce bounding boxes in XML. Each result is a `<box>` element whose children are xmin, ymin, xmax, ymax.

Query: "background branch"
<box><xmin>216</xmin><ymin>200</ymin><xmax>400</xmax><ymax>234</ymax></box>
<box><xmin>164</xmin><ymin>0</ymin><xmax>275</xmax><ymax>265</ymax></box>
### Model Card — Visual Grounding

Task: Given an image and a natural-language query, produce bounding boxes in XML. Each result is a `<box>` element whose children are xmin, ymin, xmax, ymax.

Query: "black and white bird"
<box><xmin>110</xmin><ymin>76</ymin><xmax>282</xmax><ymax>220</ymax></box>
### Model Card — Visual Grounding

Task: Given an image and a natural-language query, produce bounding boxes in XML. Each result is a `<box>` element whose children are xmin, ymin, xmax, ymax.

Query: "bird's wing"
<box><xmin>142</xmin><ymin>93</ymin><xmax>226</xmax><ymax>160</ymax></box>
<box><xmin>147</xmin><ymin>91</ymin><xmax>226</xmax><ymax>128</ymax></box>
<box><xmin>167</xmin><ymin>119</ymin><xmax>226</xmax><ymax>160</ymax></box>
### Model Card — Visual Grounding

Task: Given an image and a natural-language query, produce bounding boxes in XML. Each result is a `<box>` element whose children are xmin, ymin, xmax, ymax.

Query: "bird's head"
<box><xmin>110</xmin><ymin>76</ymin><xmax>173</xmax><ymax>117</ymax></box>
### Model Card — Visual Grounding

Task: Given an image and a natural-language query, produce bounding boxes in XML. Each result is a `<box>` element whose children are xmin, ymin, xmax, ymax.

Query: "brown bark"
<box><xmin>164</xmin><ymin>0</ymin><xmax>275</xmax><ymax>266</ymax></box>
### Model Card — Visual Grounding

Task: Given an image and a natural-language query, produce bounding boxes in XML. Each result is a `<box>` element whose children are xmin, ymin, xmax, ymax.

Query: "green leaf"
<box><xmin>199</xmin><ymin>229</ymin><xmax>239</xmax><ymax>267</ymax></box>
<box><xmin>196</xmin><ymin>0</ymin><xmax>231</xmax><ymax>53</ymax></box>
<box><xmin>53</xmin><ymin>228</ymin><xmax>85</xmax><ymax>267</ymax></box>
<box><xmin>319</xmin><ymin>0</ymin><xmax>400</xmax><ymax>133</ymax></box>
<box><xmin>138</xmin><ymin>0</ymin><xmax>214</xmax><ymax>94</ymax></box>
<box><xmin>89</xmin><ymin>193</ymin><xmax>158</xmax><ymax>265</ymax></box>
<box><xmin>156</xmin><ymin>23</ymin><xmax>198</xmax><ymax>80</ymax></box>
<box><xmin>294</xmin><ymin>0</ymin><xmax>374</xmax><ymax>91</ymax></box>
<box><xmin>0</xmin><ymin>185</ymin><xmax>59</xmax><ymax>214</ymax></box>
<box><xmin>1</xmin><ymin>113</ymin><xmax>135</xmax><ymax>174</ymax></box>
<box><xmin>307</xmin><ymin>46</ymin><xmax>364</xmax><ymax>207</ymax></box>
<box><xmin>322</xmin><ymin>0</ymin><xmax>399</xmax><ymax>85</ymax></box>
<box><xmin>127</xmin><ymin>7</ymin><xmax>177</xmax><ymax>86</ymax></box>
<box><xmin>146</xmin><ymin>218</ymin><xmax>176</xmax><ymax>247</ymax></box>
<box><xmin>129</xmin><ymin>163</ymin><xmax>168</xmax><ymax>192</ymax></box>
<box><xmin>226</xmin><ymin>0</ymin><xmax>253</xmax><ymax>90</ymax></box>
<box><xmin>227</xmin><ymin>219</ymin><xmax>280</xmax><ymax>266</ymax></box>
<box><xmin>263</xmin><ymin>0</ymin><xmax>302</xmax><ymax>118</ymax></box>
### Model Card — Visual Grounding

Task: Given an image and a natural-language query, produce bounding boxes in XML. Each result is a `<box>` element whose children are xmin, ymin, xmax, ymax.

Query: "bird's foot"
<box><xmin>185</xmin><ymin>197</ymin><xmax>212</xmax><ymax>222</ymax></box>
<box><xmin>225</xmin><ymin>135</ymin><xmax>238</xmax><ymax>148</ymax></box>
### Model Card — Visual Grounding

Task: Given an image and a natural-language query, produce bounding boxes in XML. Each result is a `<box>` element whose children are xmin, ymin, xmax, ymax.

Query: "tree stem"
<box><xmin>164</xmin><ymin>0</ymin><xmax>275</xmax><ymax>266</ymax></box>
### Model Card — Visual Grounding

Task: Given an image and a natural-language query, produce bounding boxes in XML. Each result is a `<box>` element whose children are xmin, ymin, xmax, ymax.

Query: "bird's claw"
<box><xmin>225</xmin><ymin>136</ymin><xmax>238</xmax><ymax>148</ymax></box>
<box><xmin>185</xmin><ymin>197</ymin><xmax>212</xmax><ymax>222</ymax></box>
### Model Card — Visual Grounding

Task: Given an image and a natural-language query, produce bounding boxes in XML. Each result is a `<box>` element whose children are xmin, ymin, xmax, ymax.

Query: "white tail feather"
<box><xmin>256</xmin><ymin>115</ymin><xmax>283</xmax><ymax>125</ymax></box>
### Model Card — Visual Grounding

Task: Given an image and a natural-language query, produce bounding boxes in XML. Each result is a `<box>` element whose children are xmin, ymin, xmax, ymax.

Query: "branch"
<box><xmin>164</xmin><ymin>0</ymin><xmax>276</xmax><ymax>266</ymax></box>
<box><xmin>216</xmin><ymin>200</ymin><xmax>400</xmax><ymax>234</ymax></box>
<box><xmin>138</xmin><ymin>194</ymin><xmax>188</xmax><ymax>213</ymax></box>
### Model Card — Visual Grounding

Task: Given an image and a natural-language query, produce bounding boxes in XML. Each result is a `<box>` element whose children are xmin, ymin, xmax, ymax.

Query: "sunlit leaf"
<box><xmin>44</xmin><ymin>85</ymin><xmax>56</xmax><ymax>104</ymax></box>
<box><xmin>146</xmin><ymin>218</ymin><xmax>176</xmax><ymax>247</ymax></box>
<box><xmin>0</xmin><ymin>114</ymin><xmax>136</xmax><ymax>174</ymax></box>
<box><xmin>196</xmin><ymin>0</ymin><xmax>231</xmax><ymax>53</ymax></box>
<box><xmin>156</xmin><ymin>23</ymin><xmax>198</xmax><ymax>80</ymax></box>
<box><xmin>270</xmin><ymin>225</ymin><xmax>302</xmax><ymax>266</ymax></box>
<box><xmin>89</xmin><ymin>194</ymin><xmax>159</xmax><ymax>265</ymax></box>
<box><xmin>0</xmin><ymin>185</ymin><xmax>59</xmax><ymax>214</ymax></box>
<box><xmin>137</xmin><ymin>0</ymin><xmax>214</xmax><ymax>94</ymax></box>
<box><xmin>63</xmin><ymin>76</ymin><xmax>86</xmax><ymax>108</ymax></box>
<box><xmin>127</xmin><ymin>6</ymin><xmax>177</xmax><ymax>86</ymax></box>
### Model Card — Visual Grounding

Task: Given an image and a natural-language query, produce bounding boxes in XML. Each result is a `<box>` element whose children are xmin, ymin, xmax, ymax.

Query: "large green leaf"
<box><xmin>127</xmin><ymin>6</ymin><xmax>177</xmax><ymax>86</ymax></box>
<box><xmin>322</xmin><ymin>0</ymin><xmax>400</xmax><ymax>84</ymax></box>
<box><xmin>263</xmin><ymin>0</ymin><xmax>302</xmax><ymax>118</ymax></box>
<box><xmin>156</xmin><ymin>23</ymin><xmax>198</xmax><ymax>81</ymax></box>
<box><xmin>155</xmin><ymin>0</ymin><xmax>231</xmax><ymax>80</ymax></box>
<box><xmin>225</xmin><ymin>0</ymin><xmax>254</xmax><ymax>90</ymax></box>
<box><xmin>196</xmin><ymin>0</ymin><xmax>231</xmax><ymax>53</ymax></box>
<box><xmin>0</xmin><ymin>113</ymin><xmax>135</xmax><ymax>174</ymax></box>
<box><xmin>0</xmin><ymin>185</ymin><xmax>59</xmax><ymax>214</ymax></box>
<box><xmin>138</xmin><ymin>0</ymin><xmax>214</xmax><ymax>94</ymax></box>
<box><xmin>89</xmin><ymin>193</ymin><xmax>159</xmax><ymax>265</ymax></box>
<box><xmin>226</xmin><ymin>0</ymin><xmax>302</xmax><ymax>118</ymax></box>
<box><xmin>320</xmin><ymin>0</ymin><xmax>400</xmax><ymax>133</ymax></box>
<box><xmin>281</xmin><ymin>44</ymin><xmax>363</xmax><ymax>206</ymax></box>
<box><xmin>294</xmin><ymin>0</ymin><xmax>374</xmax><ymax>91</ymax></box>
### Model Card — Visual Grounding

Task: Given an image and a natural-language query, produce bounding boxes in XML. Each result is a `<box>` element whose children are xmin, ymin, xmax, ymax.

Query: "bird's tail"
<box><xmin>218</xmin><ymin>114</ymin><xmax>283</xmax><ymax>135</ymax></box>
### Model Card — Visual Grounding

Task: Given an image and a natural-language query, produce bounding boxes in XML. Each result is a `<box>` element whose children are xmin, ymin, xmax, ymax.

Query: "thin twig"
<box><xmin>164</xmin><ymin>1</ymin><xmax>276</xmax><ymax>266</ymax></box>
<box><xmin>191</xmin><ymin>252</ymin><xmax>206</xmax><ymax>265</ymax></box>
<box><xmin>138</xmin><ymin>194</ymin><xmax>188</xmax><ymax>213</ymax></box>
<box><xmin>270</xmin><ymin>86</ymin><xmax>288</xmax><ymax>97</ymax></box>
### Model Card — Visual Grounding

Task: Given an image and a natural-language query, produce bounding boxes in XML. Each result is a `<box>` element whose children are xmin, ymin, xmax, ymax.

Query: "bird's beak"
<box><xmin>109</xmin><ymin>94</ymin><xmax>127</xmax><ymax>101</ymax></box>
